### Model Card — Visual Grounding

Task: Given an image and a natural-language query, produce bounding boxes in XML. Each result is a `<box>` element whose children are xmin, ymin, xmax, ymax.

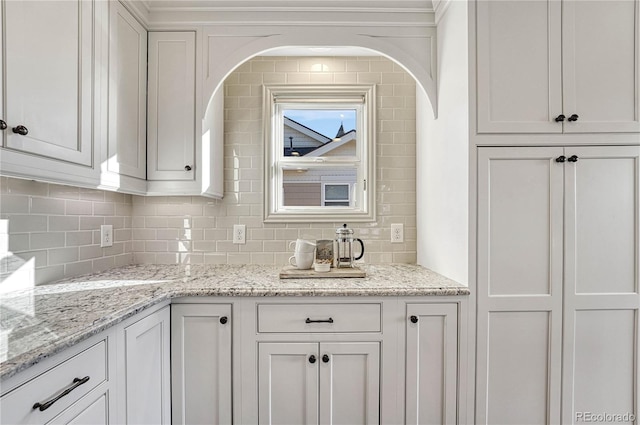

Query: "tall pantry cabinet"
<box><xmin>473</xmin><ymin>1</ymin><xmax>640</xmax><ymax>424</ymax></box>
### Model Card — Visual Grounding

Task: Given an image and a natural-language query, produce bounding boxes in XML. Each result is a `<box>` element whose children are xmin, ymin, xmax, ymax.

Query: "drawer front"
<box><xmin>258</xmin><ymin>303</ymin><xmax>381</xmax><ymax>333</ymax></box>
<box><xmin>1</xmin><ymin>339</ymin><xmax>107</xmax><ymax>425</ymax></box>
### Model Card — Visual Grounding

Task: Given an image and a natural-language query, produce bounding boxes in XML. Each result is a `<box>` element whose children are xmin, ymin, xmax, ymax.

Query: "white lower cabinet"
<box><xmin>405</xmin><ymin>303</ymin><xmax>458</xmax><ymax>425</ymax></box>
<box><xmin>117</xmin><ymin>304</ymin><xmax>171</xmax><ymax>425</ymax></box>
<box><xmin>476</xmin><ymin>146</ymin><xmax>640</xmax><ymax>424</ymax></box>
<box><xmin>258</xmin><ymin>341</ymin><xmax>380</xmax><ymax>425</ymax></box>
<box><xmin>171</xmin><ymin>303</ymin><xmax>232</xmax><ymax>425</ymax></box>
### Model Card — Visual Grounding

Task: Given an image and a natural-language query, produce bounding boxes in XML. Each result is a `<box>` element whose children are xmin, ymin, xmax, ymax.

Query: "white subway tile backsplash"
<box><xmin>1</xmin><ymin>178</ymin><xmax>134</xmax><ymax>286</ymax></box>
<box><xmin>8</xmin><ymin>215</ymin><xmax>48</xmax><ymax>233</ymax></box>
<box><xmin>31</xmin><ymin>232</ymin><xmax>65</xmax><ymax>249</ymax></box>
<box><xmin>1</xmin><ymin>57</ymin><xmax>415</xmax><ymax>282</ymax></box>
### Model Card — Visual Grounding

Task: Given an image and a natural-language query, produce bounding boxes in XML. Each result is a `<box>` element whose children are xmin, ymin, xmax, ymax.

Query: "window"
<box><xmin>263</xmin><ymin>84</ymin><xmax>376</xmax><ymax>222</ymax></box>
<box><xmin>323</xmin><ymin>183</ymin><xmax>351</xmax><ymax>206</ymax></box>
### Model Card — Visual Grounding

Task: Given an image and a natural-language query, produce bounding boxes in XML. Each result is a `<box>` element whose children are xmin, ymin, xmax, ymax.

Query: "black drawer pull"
<box><xmin>33</xmin><ymin>376</ymin><xmax>90</xmax><ymax>411</ymax></box>
<box><xmin>305</xmin><ymin>317</ymin><xmax>334</xmax><ymax>324</ymax></box>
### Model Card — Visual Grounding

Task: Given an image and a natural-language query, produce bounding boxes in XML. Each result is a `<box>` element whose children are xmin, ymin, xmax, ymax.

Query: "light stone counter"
<box><xmin>0</xmin><ymin>264</ymin><xmax>468</xmax><ymax>380</ymax></box>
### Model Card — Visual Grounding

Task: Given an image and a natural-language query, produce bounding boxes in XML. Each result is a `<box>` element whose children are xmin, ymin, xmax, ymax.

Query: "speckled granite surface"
<box><xmin>0</xmin><ymin>264</ymin><xmax>468</xmax><ymax>380</ymax></box>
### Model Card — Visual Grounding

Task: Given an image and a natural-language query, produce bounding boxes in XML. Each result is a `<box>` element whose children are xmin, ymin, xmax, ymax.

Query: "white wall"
<box><xmin>417</xmin><ymin>0</ymin><xmax>469</xmax><ymax>284</ymax></box>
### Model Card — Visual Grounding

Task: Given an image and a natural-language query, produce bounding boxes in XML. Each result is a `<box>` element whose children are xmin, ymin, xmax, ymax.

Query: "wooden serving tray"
<box><xmin>279</xmin><ymin>265</ymin><xmax>366</xmax><ymax>279</ymax></box>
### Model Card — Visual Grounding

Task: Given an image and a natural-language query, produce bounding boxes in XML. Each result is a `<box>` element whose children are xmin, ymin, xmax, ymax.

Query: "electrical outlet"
<box><xmin>391</xmin><ymin>223</ymin><xmax>404</xmax><ymax>243</ymax></box>
<box><xmin>100</xmin><ymin>225</ymin><xmax>113</xmax><ymax>248</ymax></box>
<box><xmin>233</xmin><ymin>224</ymin><xmax>246</xmax><ymax>244</ymax></box>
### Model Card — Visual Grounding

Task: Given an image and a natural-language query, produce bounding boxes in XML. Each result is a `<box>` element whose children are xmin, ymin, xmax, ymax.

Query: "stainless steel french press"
<box><xmin>334</xmin><ymin>224</ymin><xmax>365</xmax><ymax>268</ymax></box>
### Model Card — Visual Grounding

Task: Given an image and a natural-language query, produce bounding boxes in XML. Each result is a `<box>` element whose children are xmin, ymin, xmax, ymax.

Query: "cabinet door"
<box><xmin>122</xmin><ymin>306</ymin><xmax>171</xmax><ymax>425</ymax></box>
<box><xmin>147</xmin><ymin>32</ymin><xmax>196</xmax><ymax>181</ymax></box>
<box><xmin>258</xmin><ymin>342</ymin><xmax>319</xmax><ymax>425</ymax></box>
<box><xmin>476</xmin><ymin>147</ymin><xmax>564</xmax><ymax>424</ymax></box>
<box><xmin>319</xmin><ymin>342</ymin><xmax>379</xmax><ymax>425</ymax></box>
<box><xmin>3</xmin><ymin>0</ymin><xmax>93</xmax><ymax>165</ymax></box>
<box><xmin>107</xmin><ymin>2</ymin><xmax>147</xmax><ymax>179</ymax></box>
<box><xmin>406</xmin><ymin>304</ymin><xmax>458</xmax><ymax>425</ymax></box>
<box><xmin>562</xmin><ymin>146</ymin><xmax>640</xmax><ymax>423</ymax></box>
<box><xmin>476</xmin><ymin>0</ymin><xmax>563</xmax><ymax>133</ymax></box>
<box><xmin>562</xmin><ymin>1</ymin><xmax>640</xmax><ymax>133</ymax></box>
<box><xmin>171</xmin><ymin>304</ymin><xmax>232</xmax><ymax>425</ymax></box>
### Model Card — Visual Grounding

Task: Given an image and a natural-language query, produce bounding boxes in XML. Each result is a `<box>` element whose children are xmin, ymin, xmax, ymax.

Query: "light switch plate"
<box><xmin>100</xmin><ymin>225</ymin><xmax>113</xmax><ymax>248</ymax></box>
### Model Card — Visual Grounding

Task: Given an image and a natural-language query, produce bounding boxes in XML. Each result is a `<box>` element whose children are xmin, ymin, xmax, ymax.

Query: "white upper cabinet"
<box><xmin>2</xmin><ymin>0</ymin><xmax>95</xmax><ymax>165</ymax></box>
<box><xmin>477</xmin><ymin>0</ymin><xmax>640</xmax><ymax>134</ymax></box>
<box><xmin>147</xmin><ymin>32</ymin><xmax>196</xmax><ymax>182</ymax></box>
<box><xmin>107</xmin><ymin>2</ymin><xmax>147</xmax><ymax>180</ymax></box>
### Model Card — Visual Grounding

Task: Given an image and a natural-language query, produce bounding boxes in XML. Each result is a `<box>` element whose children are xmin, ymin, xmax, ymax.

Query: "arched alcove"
<box><xmin>201</xmin><ymin>26</ymin><xmax>437</xmax><ymax>119</ymax></box>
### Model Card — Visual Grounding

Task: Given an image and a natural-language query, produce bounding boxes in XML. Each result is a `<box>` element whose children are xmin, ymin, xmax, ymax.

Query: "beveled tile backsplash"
<box><xmin>0</xmin><ymin>56</ymin><xmax>417</xmax><ymax>285</ymax></box>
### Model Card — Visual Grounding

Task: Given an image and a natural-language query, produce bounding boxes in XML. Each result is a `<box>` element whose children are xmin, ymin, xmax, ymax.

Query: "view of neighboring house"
<box><xmin>282</xmin><ymin>116</ymin><xmax>357</xmax><ymax>207</ymax></box>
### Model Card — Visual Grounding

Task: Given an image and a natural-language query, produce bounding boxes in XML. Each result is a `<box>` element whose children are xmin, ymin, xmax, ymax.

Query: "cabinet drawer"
<box><xmin>257</xmin><ymin>303</ymin><xmax>381</xmax><ymax>333</ymax></box>
<box><xmin>1</xmin><ymin>339</ymin><xmax>107</xmax><ymax>425</ymax></box>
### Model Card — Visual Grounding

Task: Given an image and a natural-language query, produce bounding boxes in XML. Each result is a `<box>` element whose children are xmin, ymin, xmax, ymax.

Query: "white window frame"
<box><xmin>263</xmin><ymin>84</ymin><xmax>376</xmax><ymax>223</ymax></box>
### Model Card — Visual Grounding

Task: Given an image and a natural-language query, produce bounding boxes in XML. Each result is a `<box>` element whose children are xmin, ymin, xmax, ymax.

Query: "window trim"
<box><xmin>263</xmin><ymin>84</ymin><xmax>376</xmax><ymax>223</ymax></box>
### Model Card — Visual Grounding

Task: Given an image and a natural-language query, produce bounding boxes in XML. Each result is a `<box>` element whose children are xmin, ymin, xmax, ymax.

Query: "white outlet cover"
<box><xmin>233</xmin><ymin>224</ymin><xmax>246</xmax><ymax>244</ymax></box>
<box><xmin>390</xmin><ymin>223</ymin><xmax>403</xmax><ymax>243</ymax></box>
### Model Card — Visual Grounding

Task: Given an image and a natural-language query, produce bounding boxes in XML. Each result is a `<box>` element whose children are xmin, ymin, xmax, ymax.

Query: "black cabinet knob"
<box><xmin>12</xmin><ymin>125</ymin><xmax>28</xmax><ymax>135</ymax></box>
<box><xmin>555</xmin><ymin>156</ymin><xmax>566</xmax><ymax>163</ymax></box>
<box><xmin>554</xmin><ymin>114</ymin><xmax>566</xmax><ymax>122</ymax></box>
<box><xmin>568</xmin><ymin>114</ymin><xmax>579</xmax><ymax>122</ymax></box>
<box><xmin>219</xmin><ymin>316</ymin><xmax>228</xmax><ymax>324</ymax></box>
<box><xmin>322</xmin><ymin>354</ymin><xmax>330</xmax><ymax>363</ymax></box>
<box><xmin>184</xmin><ymin>165</ymin><xmax>192</xmax><ymax>171</ymax></box>
<box><xmin>0</xmin><ymin>119</ymin><xmax>6</xmax><ymax>130</ymax></box>
<box><xmin>410</xmin><ymin>315</ymin><xmax>418</xmax><ymax>324</ymax></box>
<box><xmin>567</xmin><ymin>155</ymin><xmax>579</xmax><ymax>163</ymax></box>
<box><xmin>309</xmin><ymin>355</ymin><xmax>316</xmax><ymax>364</ymax></box>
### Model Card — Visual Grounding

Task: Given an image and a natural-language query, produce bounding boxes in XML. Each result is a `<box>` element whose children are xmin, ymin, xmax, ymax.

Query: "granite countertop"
<box><xmin>0</xmin><ymin>264</ymin><xmax>469</xmax><ymax>381</ymax></box>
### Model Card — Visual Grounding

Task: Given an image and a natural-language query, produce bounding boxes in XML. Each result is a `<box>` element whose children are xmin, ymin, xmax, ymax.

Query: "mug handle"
<box><xmin>289</xmin><ymin>255</ymin><xmax>297</xmax><ymax>266</ymax></box>
<box><xmin>354</xmin><ymin>238</ymin><xmax>365</xmax><ymax>261</ymax></box>
<box><xmin>288</xmin><ymin>241</ymin><xmax>296</xmax><ymax>251</ymax></box>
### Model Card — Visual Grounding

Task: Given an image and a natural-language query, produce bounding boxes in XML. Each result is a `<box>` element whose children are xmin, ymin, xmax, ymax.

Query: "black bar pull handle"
<box><xmin>33</xmin><ymin>376</ymin><xmax>90</xmax><ymax>411</ymax></box>
<box><xmin>305</xmin><ymin>317</ymin><xmax>334</xmax><ymax>324</ymax></box>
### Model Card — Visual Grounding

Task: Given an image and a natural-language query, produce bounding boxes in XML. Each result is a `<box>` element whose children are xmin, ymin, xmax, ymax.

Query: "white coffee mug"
<box><xmin>289</xmin><ymin>239</ymin><xmax>316</xmax><ymax>253</ymax></box>
<box><xmin>289</xmin><ymin>251</ymin><xmax>315</xmax><ymax>269</ymax></box>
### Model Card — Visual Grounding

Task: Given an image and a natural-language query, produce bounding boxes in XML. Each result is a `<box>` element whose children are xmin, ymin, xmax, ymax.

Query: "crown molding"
<box><xmin>432</xmin><ymin>0</ymin><xmax>452</xmax><ymax>24</ymax></box>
